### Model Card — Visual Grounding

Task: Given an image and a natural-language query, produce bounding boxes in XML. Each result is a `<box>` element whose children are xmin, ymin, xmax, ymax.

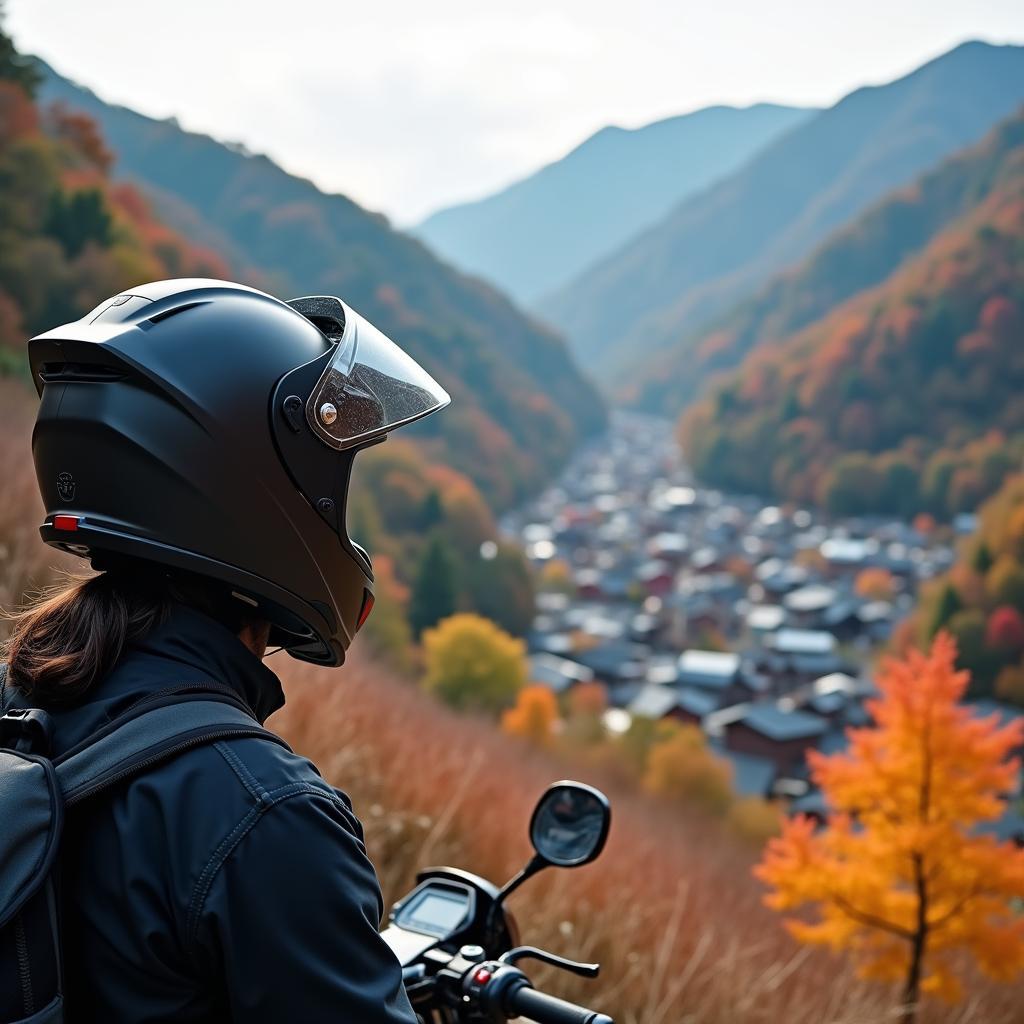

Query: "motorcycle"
<box><xmin>382</xmin><ymin>780</ymin><xmax>615</xmax><ymax>1024</ymax></box>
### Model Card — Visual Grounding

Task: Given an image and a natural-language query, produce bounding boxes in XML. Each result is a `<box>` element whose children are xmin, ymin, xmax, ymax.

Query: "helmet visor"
<box><xmin>305</xmin><ymin>303</ymin><xmax>450</xmax><ymax>450</ymax></box>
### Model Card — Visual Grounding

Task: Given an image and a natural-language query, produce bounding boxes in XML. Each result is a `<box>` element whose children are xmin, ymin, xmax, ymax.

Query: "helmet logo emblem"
<box><xmin>57</xmin><ymin>471</ymin><xmax>76</xmax><ymax>503</ymax></box>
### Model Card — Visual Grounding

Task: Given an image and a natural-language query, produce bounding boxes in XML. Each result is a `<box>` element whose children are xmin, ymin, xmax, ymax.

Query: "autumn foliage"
<box><xmin>681</xmin><ymin>111</ymin><xmax>1024</xmax><ymax>519</ymax></box>
<box><xmin>501</xmin><ymin>684</ymin><xmax>558</xmax><ymax>746</ymax></box>
<box><xmin>913</xmin><ymin>474</ymin><xmax>1024</xmax><ymax>698</ymax></box>
<box><xmin>422</xmin><ymin>613</ymin><xmax>527</xmax><ymax>713</ymax></box>
<box><xmin>756</xmin><ymin>634</ymin><xmax>1024</xmax><ymax>1019</ymax></box>
<box><xmin>0</xmin><ymin>67</ymin><xmax>226</xmax><ymax>372</ymax></box>
<box><xmin>642</xmin><ymin>723</ymin><xmax>733</xmax><ymax>814</ymax></box>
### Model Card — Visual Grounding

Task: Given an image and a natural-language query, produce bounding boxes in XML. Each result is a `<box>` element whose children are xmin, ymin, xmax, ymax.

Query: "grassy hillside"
<box><xmin>36</xmin><ymin>60</ymin><xmax>607</xmax><ymax>508</ymax></box>
<box><xmin>633</xmin><ymin>107</ymin><xmax>1024</xmax><ymax>414</ymax></box>
<box><xmin>540</xmin><ymin>41</ymin><xmax>1024</xmax><ymax>395</ymax></box>
<box><xmin>681</xmin><ymin>144</ymin><xmax>1024</xmax><ymax>520</ymax></box>
<box><xmin>269</xmin><ymin>639</ymin><xmax>1023</xmax><ymax>1023</ymax></box>
<box><xmin>415</xmin><ymin>104</ymin><xmax>812</xmax><ymax>305</ymax></box>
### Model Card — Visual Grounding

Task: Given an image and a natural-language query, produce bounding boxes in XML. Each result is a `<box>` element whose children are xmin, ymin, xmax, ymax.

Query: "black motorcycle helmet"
<box><xmin>27</xmin><ymin>279</ymin><xmax>450</xmax><ymax>666</ymax></box>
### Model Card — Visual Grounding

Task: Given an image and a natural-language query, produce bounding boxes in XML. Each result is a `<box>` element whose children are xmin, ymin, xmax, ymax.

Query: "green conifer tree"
<box><xmin>410</xmin><ymin>535</ymin><xmax>458</xmax><ymax>637</ymax></box>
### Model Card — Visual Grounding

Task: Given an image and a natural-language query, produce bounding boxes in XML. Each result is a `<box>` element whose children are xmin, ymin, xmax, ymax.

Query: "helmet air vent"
<box><xmin>38</xmin><ymin>362</ymin><xmax>126</xmax><ymax>385</ymax></box>
<box><xmin>146</xmin><ymin>301</ymin><xmax>203</xmax><ymax>326</ymax></box>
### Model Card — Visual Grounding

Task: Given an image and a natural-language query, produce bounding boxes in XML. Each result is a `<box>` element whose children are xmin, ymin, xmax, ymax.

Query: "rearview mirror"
<box><xmin>529</xmin><ymin>781</ymin><xmax>610</xmax><ymax>868</ymax></box>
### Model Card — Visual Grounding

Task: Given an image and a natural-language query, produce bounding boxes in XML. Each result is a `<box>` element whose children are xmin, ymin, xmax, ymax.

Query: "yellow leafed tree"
<box><xmin>756</xmin><ymin>633</ymin><xmax>1024</xmax><ymax>1021</ymax></box>
<box><xmin>422</xmin><ymin>613</ymin><xmax>526</xmax><ymax>714</ymax></box>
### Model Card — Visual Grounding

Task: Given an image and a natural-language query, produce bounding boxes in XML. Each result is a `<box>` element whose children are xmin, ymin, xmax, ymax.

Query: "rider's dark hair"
<box><xmin>2</xmin><ymin>565</ymin><xmax>261</xmax><ymax>707</ymax></box>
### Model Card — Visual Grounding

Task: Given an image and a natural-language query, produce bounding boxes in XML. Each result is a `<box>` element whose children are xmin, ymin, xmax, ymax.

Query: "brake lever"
<box><xmin>498</xmin><ymin>945</ymin><xmax>600</xmax><ymax>979</ymax></box>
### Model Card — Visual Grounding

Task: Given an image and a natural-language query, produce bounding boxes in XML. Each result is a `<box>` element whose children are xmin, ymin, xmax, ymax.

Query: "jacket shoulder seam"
<box><xmin>185</xmin><ymin>783</ymin><xmax>350</xmax><ymax>953</ymax></box>
<box><xmin>213</xmin><ymin>739</ymin><xmax>267</xmax><ymax>801</ymax></box>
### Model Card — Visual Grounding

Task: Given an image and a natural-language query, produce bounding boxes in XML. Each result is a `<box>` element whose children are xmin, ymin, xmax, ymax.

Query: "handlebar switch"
<box><xmin>461</xmin><ymin>961</ymin><xmax>523</xmax><ymax>1018</ymax></box>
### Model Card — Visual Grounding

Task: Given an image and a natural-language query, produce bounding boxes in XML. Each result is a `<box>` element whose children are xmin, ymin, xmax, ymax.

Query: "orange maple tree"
<box><xmin>501</xmin><ymin>684</ymin><xmax>558</xmax><ymax>747</ymax></box>
<box><xmin>756</xmin><ymin>633</ymin><xmax>1024</xmax><ymax>1021</ymax></box>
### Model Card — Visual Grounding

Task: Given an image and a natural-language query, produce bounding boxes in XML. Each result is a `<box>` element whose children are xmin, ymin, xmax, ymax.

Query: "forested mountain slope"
<box><xmin>0</xmin><ymin>56</ymin><xmax>226</xmax><ymax>373</ymax></box>
<box><xmin>680</xmin><ymin>143</ymin><xmax>1024</xmax><ymax>521</ymax></box>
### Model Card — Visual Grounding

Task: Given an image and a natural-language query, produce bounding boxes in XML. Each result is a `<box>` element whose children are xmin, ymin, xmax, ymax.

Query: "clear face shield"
<box><xmin>304</xmin><ymin>300</ymin><xmax>451</xmax><ymax>450</ymax></box>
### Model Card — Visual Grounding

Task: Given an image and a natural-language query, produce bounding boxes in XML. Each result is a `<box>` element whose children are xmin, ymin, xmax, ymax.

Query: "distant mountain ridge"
<box><xmin>414</xmin><ymin>103</ymin><xmax>813</xmax><ymax>304</ymax></box>
<box><xmin>540</xmin><ymin>41</ymin><xmax>1024</xmax><ymax>398</ymax></box>
<box><xmin>36</xmin><ymin>60</ymin><xmax>606</xmax><ymax>508</ymax></box>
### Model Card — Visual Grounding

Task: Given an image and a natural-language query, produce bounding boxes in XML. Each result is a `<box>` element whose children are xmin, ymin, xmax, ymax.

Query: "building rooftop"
<box><xmin>820</xmin><ymin>537</ymin><xmax>878</xmax><ymax>564</ymax></box>
<box><xmin>784</xmin><ymin>584</ymin><xmax>837</xmax><ymax>614</ymax></box>
<box><xmin>677</xmin><ymin>649</ymin><xmax>742</xmax><ymax>689</ymax></box>
<box><xmin>529</xmin><ymin>653</ymin><xmax>595</xmax><ymax>693</ymax></box>
<box><xmin>747</xmin><ymin>604</ymin><xmax>786</xmax><ymax>632</ymax></box>
<box><xmin>771</xmin><ymin>629</ymin><xmax>837</xmax><ymax>655</ymax></box>
<box><xmin>677</xmin><ymin>688</ymin><xmax>720</xmax><ymax>718</ymax></box>
<box><xmin>736</xmin><ymin>704</ymin><xmax>829</xmax><ymax>742</ymax></box>
<box><xmin>813</xmin><ymin>672</ymin><xmax>859</xmax><ymax>696</ymax></box>
<box><xmin>628</xmin><ymin>685</ymin><xmax>681</xmax><ymax>720</ymax></box>
<box><xmin>810</xmin><ymin>691</ymin><xmax>847</xmax><ymax>716</ymax></box>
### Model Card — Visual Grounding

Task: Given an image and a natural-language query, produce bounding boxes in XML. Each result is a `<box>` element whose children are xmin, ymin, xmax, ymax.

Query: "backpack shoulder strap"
<box><xmin>54</xmin><ymin>696</ymin><xmax>289</xmax><ymax>808</ymax></box>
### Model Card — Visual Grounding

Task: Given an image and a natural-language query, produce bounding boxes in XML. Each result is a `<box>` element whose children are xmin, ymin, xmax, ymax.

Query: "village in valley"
<box><xmin>503</xmin><ymin>414</ymin><xmax>1024</xmax><ymax>836</ymax></box>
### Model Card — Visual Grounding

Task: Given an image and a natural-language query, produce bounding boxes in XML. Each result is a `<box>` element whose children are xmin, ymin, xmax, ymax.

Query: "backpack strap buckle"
<box><xmin>0</xmin><ymin>707</ymin><xmax>55</xmax><ymax>755</ymax></box>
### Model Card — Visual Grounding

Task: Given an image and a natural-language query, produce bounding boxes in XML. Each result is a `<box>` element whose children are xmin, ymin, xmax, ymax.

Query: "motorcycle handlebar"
<box><xmin>506</xmin><ymin>983</ymin><xmax>614</xmax><ymax>1024</ymax></box>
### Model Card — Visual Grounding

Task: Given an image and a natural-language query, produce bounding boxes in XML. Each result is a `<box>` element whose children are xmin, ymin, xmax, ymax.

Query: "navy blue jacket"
<box><xmin>5</xmin><ymin>605</ymin><xmax>417</xmax><ymax>1023</ymax></box>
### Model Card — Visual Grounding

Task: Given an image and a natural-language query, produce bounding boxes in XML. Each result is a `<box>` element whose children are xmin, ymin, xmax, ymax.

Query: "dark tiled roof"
<box><xmin>677</xmin><ymin>688</ymin><xmax>720</xmax><ymax>718</ymax></box>
<box><xmin>737</xmin><ymin>704</ymin><xmax>828</xmax><ymax>742</ymax></box>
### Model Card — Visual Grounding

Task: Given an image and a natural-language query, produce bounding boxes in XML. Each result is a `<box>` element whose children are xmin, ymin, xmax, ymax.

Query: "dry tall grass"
<box><xmin>0</xmin><ymin>379</ymin><xmax>73</xmax><ymax>633</ymax></box>
<box><xmin>273</xmin><ymin>656</ymin><xmax>1024</xmax><ymax>1024</ymax></box>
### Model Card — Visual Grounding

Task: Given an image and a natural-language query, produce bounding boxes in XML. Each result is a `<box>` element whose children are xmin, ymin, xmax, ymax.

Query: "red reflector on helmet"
<box><xmin>357</xmin><ymin>590</ymin><xmax>375</xmax><ymax>631</ymax></box>
<box><xmin>53</xmin><ymin>515</ymin><xmax>80</xmax><ymax>532</ymax></box>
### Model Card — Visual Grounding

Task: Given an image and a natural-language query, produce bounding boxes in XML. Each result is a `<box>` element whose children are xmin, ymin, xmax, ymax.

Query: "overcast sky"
<box><xmin>8</xmin><ymin>1</ymin><xmax>1023</xmax><ymax>224</ymax></box>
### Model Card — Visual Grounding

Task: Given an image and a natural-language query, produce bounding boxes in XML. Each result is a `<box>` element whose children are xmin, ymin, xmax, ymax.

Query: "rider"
<box><xmin>0</xmin><ymin>280</ymin><xmax>450</xmax><ymax>1022</ymax></box>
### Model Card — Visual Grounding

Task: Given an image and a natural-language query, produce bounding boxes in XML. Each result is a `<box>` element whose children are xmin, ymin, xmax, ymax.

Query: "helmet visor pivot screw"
<box><xmin>319</xmin><ymin>402</ymin><xmax>338</xmax><ymax>426</ymax></box>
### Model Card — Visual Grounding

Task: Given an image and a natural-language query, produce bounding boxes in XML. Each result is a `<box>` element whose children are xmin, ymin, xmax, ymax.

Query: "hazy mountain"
<box><xmin>681</xmin><ymin>113</ymin><xmax>1024</xmax><ymax>521</ymax></box>
<box><xmin>540</xmin><ymin>41</ymin><xmax>1024</xmax><ymax>395</ymax></box>
<box><xmin>35</xmin><ymin>61</ymin><xmax>606</xmax><ymax>508</ymax></box>
<box><xmin>634</xmin><ymin>105</ymin><xmax>1024</xmax><ymax>413</ymax></box>
<box><xmin>414</xmin><ymin>104</ymin><xmax>813</xmax><ymax>304</ymax></box>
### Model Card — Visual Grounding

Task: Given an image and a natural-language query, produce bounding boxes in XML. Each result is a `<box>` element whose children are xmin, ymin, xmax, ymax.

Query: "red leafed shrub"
<box><xmin>986</xmin><ymin>605</ymin><xmax>1024</xmax><ymax>653</ymax></box>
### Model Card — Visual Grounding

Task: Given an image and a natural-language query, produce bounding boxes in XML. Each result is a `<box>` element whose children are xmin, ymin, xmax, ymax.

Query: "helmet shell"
<box><xmin>28</xmin><ymin>279</ymin><xmax>438</xmax><ymax>665</ymax></box>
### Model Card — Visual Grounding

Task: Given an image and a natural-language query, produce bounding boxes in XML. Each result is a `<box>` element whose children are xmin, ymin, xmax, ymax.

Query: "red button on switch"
<box><xmin>473</xmin><ymin>968</ymin><xmax>492</xmax><ymax>986</ymax></box>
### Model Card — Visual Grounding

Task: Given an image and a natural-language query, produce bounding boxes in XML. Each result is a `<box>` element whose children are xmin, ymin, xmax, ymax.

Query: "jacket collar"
<box><xmin>7</xmin><ymin>602</ymin><xmax>285</xmax><ymax>756</ymax></box>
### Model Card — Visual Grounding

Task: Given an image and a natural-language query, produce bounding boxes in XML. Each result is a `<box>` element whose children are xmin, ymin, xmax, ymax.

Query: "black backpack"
<box><xmin>0</xmin><ymin>668</ymin><xmax>285</xmax><ymax>1023</ymax></box>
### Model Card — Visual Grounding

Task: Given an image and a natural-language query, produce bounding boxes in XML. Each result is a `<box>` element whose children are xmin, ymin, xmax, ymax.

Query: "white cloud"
<box><xmin>7</xmin><ymin>0</ymin><xmax>1023</xmax><ymax>223</ymax></box>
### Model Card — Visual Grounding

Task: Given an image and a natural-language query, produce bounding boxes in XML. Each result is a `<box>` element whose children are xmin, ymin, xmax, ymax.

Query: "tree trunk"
<box><xmin>901</xmin><ymin>938</ymin><xmax>923</xmax><ymax>1023</ymax></box>
<box><xmin>901</xmin><ymin>853</ymin><xmax>928</xmax><ymax>1023</ymax></box>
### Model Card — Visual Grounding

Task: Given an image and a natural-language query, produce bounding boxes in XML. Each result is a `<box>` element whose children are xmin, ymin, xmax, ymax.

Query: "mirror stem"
<box><xmin>486</xmin><ymin>853</ymin><xmax>548</xmax><ymax>944</ymax></box>
<box><xmin>496</xmin><ymin>852</ymin><xmax>547</xmax><ymax>905</ymax></box>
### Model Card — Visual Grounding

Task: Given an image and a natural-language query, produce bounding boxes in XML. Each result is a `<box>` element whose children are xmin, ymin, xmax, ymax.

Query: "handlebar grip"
<box><xmin>506</xmin><ymin>983</ymin><xmax>614</xmax><ymax>1024</ymax></box>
